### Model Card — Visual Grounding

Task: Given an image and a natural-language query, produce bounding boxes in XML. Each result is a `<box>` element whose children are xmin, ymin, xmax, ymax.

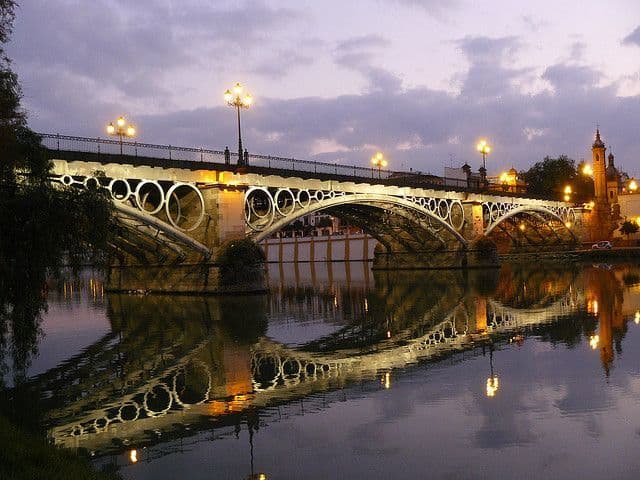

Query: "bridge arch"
<box><xmin>484</xmin><ymin>204</ymin><xmax>577</xmax><ymax>243</ymax></box>
<box><xmin>246</xmin><ymin>190</ymin><xmax>468</xmax><ymax>249</ymax></box>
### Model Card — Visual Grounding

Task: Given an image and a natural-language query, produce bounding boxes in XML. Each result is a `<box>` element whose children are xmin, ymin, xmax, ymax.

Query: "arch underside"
<box><xmin>246</xmin><ymin>191</ymin><xmax>468</xmax><ymax>259</ymax></box>
<box><xmin>52</xmin><ymin>174</ymin><xmax>212</xmax><ymax>264</ymax></box>
<box><xmin>484</xmin><ymin>205</ymin><xmax>577</xmax><ymax>251</ymax></box>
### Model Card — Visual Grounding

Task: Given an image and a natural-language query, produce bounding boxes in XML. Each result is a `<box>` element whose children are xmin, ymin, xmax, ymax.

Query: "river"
<box><xmin>2</xmin><ymin>261</ymin><xmax>640</xmax><ymax>479</ymax></box>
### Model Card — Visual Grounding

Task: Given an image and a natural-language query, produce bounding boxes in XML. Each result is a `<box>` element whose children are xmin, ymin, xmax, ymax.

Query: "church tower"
<box><xmin>589</xmin><ymin>128</ymin><xmax>616</xmax><ymax>240</ymax></box>
<box><xmin>592</xmin><ymin>128</ymin><xmax>607</xmax><ymax>206</ymax></box>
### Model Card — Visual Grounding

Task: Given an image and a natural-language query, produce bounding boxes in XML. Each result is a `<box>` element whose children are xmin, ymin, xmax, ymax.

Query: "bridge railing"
<box><xmin>39</xmin><ymin>133</ymin><xmax>517</xmax><ymax>192</ymax></box>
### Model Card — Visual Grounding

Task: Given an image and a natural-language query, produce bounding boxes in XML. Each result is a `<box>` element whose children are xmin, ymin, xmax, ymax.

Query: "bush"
<box><xmin>216</xmin><ymin>239</ymin><xmax>265</xmax><ymax>286</ymax></box>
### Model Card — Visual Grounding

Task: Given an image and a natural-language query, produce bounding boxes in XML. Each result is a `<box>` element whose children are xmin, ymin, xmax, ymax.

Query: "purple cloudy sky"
<box><xmin>7</xmin><ymin>0</ymin><xmax>640</xmax><ymax>177</ymax></box>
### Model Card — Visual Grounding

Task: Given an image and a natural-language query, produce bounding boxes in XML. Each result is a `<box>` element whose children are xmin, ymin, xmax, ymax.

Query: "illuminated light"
<box><xmin>565</xmin><ymin>221</ymin><xmax>572</xmax><ymax>228</ymax></box>
<box><xmin>258</xmin><ymin>474</ymin><xmax>267</xmax><ymax>480</ymax></box>
<box><xmin>117</xmin><ymin>116</ymin><xmax>126</xmax><ymax>127</ymax></box>
<box><xmin>593</xmin><ymin>300</ymin><xmax>598</xmax><ymax>316</ymax></box>
<box><xmin>486</xmin><ymin>376</ymin><xmax>499</xmax><ymax>397</ymax></box>
<box><xmin>381</xmin><ymin>159</ymin><xmax>388</xmax><ymax>168</ymax></box>
<box><xmin>126</xmin><ymin>125</ymin><xmax>136</xmax><ymax>137</ymax></box>
<box><xmin>582</xmin><ymin>164</ymin><xmax>593</xmax><ymax>176</ymax></box>
<box><xmin>387</xmin><ymin>330</ymin><xmax>391</xmax><ymax>338</ymax></box>
<box><xmin>106</xmin><ymin>122</ymin><xmax>115</xmax><ymax>134</ymax></box>
<box><xmin>334</xmin><ymin>296</ymin><xmax>338</xmax><ymax>308</ymax></box>
<box><xmin>129</xmin><ymin>449</ymin><xmax>138</xmax><ymax>463</ymax></box>
<box><xmin>589</xmin><ymin>201</ymin><xmax>595</xmax><ymax>208</ymax></box>
<box><xmin>635</xmin><ymin>311</ymin><xmax>639</xmax><ymax>324</ymax></box>
<box><xmin>563</xmin><ymin>194</ymin><xmax>571</xmax><ymax>202</ymax></box>
<box><xmin>381</xmin><ymin>372</ymin><xmax>391</xmax><ymax>389</ymax></box>
<box><xmin>630</xmin><ymin>180</ymin><xmax>638</xmax><ymax>192</ymax></box>
<box><xmin>224</xmin><ymin>89</ymin><xmax>233</xmax><ymax>103</ymax></box>
<box><xmin>242</xmin><ymin>94</ymin><xmax>253</xmax><ymax>106</ymax></box>
<box><xmin>233</xmin><ymin>82</ymin><xmax>243</xmax><ymax>95</ymax></box>
<box><xmin>519</xmin><ymin>223</ymin><xmax>526</xmax><ymax>231</ymax></box>
<box><xmin>589</xmin><ymin>334</ymin><xmax>599</xmax><ymax>350</ymax></box>
<box><xmin>476</xmin><ymin>139</ymin><xmax>489</xmax><ymax>153</ymax></box>
<box><xmin>564</xmin><ymin>185</ymin><xmax>572</xmax><ymax>195</ymax></box>
<box><xmin>364</xmin><ymin>298</ymin><xmax>368</xmax><ymax>312</ymax></box>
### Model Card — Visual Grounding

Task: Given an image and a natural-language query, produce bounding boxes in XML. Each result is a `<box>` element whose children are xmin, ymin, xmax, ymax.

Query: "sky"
<box><xmin>7</xmin><ymin>0</ymin><xmax>640</xmax><ymax>177</ymax></box>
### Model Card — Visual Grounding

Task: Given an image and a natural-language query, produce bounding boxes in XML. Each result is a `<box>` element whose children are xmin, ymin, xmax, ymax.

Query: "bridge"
<box><xmin>43</xmin><ymin>134</ymin><xmax>588</xmax><ymax>293</ymax></box>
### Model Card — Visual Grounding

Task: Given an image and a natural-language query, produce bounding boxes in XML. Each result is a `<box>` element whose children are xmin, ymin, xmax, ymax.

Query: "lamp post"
<box><xmin>371</xmin><ymin>152</ymin><xmax>387</xmax><ymax>179</ymax></box>
<box><xmin>224</xmin><ymin>83</ymin><xmax>253</xmax><ymax>166</ymax></box>
<box><xmin>107</xmin><ymin>116</ymin><xmax>136</xmax><ymax>155</ymax></box>
<box><xmin>476</xmin><ymin>139</ymin><xmax>491</xmax><ymax>170</ymax></box>
<box><xmin>563</xmin><ymin>184</ymin><xmax>572</xmax><ymax>202</ymax></box>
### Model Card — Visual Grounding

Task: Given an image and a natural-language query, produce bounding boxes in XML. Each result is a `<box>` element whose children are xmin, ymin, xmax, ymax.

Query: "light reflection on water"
<box><xmin>3</xmin><ymin>262</ymin><xmax>640</xmax><ymax>479</ymax></box>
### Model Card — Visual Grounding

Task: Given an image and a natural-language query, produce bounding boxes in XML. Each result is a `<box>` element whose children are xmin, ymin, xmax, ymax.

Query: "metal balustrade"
<box><xmin>39</xmin><ymin>133</ymin><xmax>482</xmax><ymax>190</ymax></box>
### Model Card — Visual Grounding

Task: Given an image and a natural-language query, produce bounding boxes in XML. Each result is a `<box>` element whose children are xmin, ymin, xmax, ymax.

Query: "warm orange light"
<box><xmin>233</xmin><ymin>82</ymin><xmax>243</xmax><ymax>95</ymax></box>
<box><xmin>476</xmin><ymin>139</ymin><xmax>490</xmax><ymax>154</ymax></box>
<box><xmin>565</xmin><ymin>221</ymin><xmax>572</xmax><ymax>228</ymax></box>
<box><xmin>371</xmin><ymin>152</ymin><xmax>387</xmax><ymax>168</ymax></box>
<box><xmin>519</xmin><ymin>223</ymin><xmax>526</xmax><ymax>231</ymax></box>
<box><xmin>242</xmin><ymin>94</ymin><xmax>253</xmax><ymax>106</ymax></box>
<box><xmin>635</xmin><ymin>311</ymin><xmax>639</xmax><ymax>324</ymax></box>
<box><xmin>589</xmin><ymin>334</ymin><xmax>599</xmax><ymax>350</ymax></box>
<box><xmin>107</xmin><ymin>122</ymin><xmax>115</xmax><ymax>134</ymax></box>
<box><xmin>582</xmin><ymin>164</ymin><xmax>593</xmax><ymax>176</ymax></box>
<box><xmin>486</xmin><ymin>376</ymin><xmax>499</xmax><ymax>397</ymax></box>
<box><xmin>564</xmin><ymin>185</ymin><xmax>572</xmax><ymax>195</ymax></box>
<box><xmin>126</xmin><ymin>125</ymin><xmax>136</xmax><ymax>137</ymax></box>
<box><xmin>564</xmin><ymin>194</ymin><xmax>571</xmax><ymax>202</ymax></box>
<box><xmin>117</xmin><ymin>116</ymin><xmax>126</xmax><ymax>128</ymax></box>
<box><xmin>129</xmin><ymin>449</ymin><xmax>138</xmax><ymax>463</ymax></box>
<box><xmin>224</xmin><ymin>89</ymin><xmax>233</xmax><ymax>103</ymax></box>
<box><xmin>630</xmin><ymin>179</ymin><xmax>638</xmax><ymax>192</ymax></box>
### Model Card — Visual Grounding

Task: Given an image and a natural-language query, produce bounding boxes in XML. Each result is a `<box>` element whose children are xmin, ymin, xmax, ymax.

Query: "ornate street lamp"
<box><xmin>476</xmin><ymin>139</ymin><xmax>491</xmax><ymax>170</ymax></box>
<box><xmin>224</xmin><ymin>83</ymin><xmax>253</xmax><ymax>166</ymax></box>
<box><xmin>106</xmin><ymin>116</ymin><xmax>136</xmax><ymax>155</ymax></box>
<box><xmin>370</xmin><ymin>152</ymin><xmax>387</xmax><ymax>179</ymax></box>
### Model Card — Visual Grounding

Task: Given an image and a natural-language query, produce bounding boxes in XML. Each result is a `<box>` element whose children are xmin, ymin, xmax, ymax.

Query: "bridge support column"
<box><xmin>462</xmin><ymin>201</ymin><xmax>484</xmax><ymax>243</ymax></box>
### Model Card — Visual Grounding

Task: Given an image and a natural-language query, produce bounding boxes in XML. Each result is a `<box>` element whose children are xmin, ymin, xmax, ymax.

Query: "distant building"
<box><xmin>443</xmin><ymin>164</ymin><xmax>482</xmax><ymax>189</ymax></box>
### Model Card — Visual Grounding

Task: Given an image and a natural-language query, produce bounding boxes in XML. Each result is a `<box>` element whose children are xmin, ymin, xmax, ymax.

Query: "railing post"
<box><xmin>56</xmin><ymin>133</ymin><xmax>60</xmax><ymax>151</ymax></box>
<box><xmin>169</xmin><ymin>145</ymin><xmax>172</xmax><ymax>160</ymax></box>
<box><xmin>353</xmin><ymin>166</ymin><xmax>356</xmax><ymax>177</ymax></box>
<box><xmin>268</xmin><ymin>158</ymin><xmax>271</xmax><ymax>168</ymax></box>
<box><xmin>292</xmin><ymin>158</ymin><xmax>295</xmax><ymax>171</ymax></box>
<box><xmin>200</xmin><ymin>147</ymin><xmax>203</xmax><ymax>161</ymax></box>
<box><xmin>135</xmin><ymin>142</ymin><xmax>138</xmax><ymax>157</ymax></box>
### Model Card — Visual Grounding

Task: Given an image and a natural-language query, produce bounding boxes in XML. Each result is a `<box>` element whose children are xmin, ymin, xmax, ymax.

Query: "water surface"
<box><xmin>3</xmin><ymin>262</ymin><xmax>640</xmax><ymax>479</ymax></box>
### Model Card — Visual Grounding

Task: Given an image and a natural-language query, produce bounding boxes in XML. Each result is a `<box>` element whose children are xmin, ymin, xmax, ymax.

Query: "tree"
<box><xmin>0</xmin><ymin>1</ymin><xmax>114</xmax><ymax>385</ymax></box>
<box><xmin>619</xmin><ymin>220</ymin><xmax>639</xmax><ymax>238</ymax></box>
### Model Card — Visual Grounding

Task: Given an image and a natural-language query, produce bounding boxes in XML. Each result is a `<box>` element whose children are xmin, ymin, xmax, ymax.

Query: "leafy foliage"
<box><xmin>0</xmin><ymin>1</ymin><xmax>114</xmax><ymax>385</ymax></box>
<box><xmin>521</xmin><ymin>155</ymin><xmax>593</xmax><ymax>202</ymax></box>
<box><xmin>216</xmin><ymin>238</ymin><xmax>265</xmax><ymax>286</ymax></box>
<box><xmin>619</xmin><ymin>220</ymin><xmax>639</xmax><ymax>237</ymax></box>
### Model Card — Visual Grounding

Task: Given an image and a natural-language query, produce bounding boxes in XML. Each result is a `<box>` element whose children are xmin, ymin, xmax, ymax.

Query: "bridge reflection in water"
<box><xmin>11</xmin><ymin>261</ymin><xmax>640</xmax><ymax>466</ymax></box>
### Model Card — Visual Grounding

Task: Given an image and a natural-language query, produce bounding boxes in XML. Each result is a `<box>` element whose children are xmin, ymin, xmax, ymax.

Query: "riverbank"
<box><xmin>500</xmin><ymin>246</ymin><xmax>640</xmax><ymax>263</ymax></box>
<box><xmin>0</xmin><ymin>416</ymin><xmax>120</xmax><ymax>480</ymax></box>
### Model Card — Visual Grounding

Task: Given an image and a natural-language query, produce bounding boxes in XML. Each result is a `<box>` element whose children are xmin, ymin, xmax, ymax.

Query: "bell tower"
<box><xmin>592</xmin><ymin>128</ymin><xmax>607</xmax><ymax>206</ymax></box>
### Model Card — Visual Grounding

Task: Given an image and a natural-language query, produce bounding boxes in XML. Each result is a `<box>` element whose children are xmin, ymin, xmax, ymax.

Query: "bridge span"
<box><xmin>45</xmin><ymin>134</ymin><xmax>587</xmax><ymax>292</ymax></box>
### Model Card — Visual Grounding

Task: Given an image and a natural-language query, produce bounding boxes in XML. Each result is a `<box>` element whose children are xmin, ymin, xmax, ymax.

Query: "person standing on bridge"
<box><xmin>224</xmin><ymin>146</ymin><xmax>230</xmax><ymax>165</ymax></box>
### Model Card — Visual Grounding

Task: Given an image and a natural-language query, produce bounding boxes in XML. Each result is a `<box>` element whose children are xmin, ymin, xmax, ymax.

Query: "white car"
<box><xmin>591</xmin><ymin>241</ymin><xmax>612</xmax><ymax>250</ymax></box>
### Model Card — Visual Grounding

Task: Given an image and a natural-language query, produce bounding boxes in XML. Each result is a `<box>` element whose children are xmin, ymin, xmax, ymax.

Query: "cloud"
<box><xmin>622</xmin><ymin>26</ymin><xmax>640</xmax><ymax>46</ymax></box>
<box><xmin>334</xmin><ymin>35</ymin><xmax>402</xmax><ymax>93</ymax></box>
